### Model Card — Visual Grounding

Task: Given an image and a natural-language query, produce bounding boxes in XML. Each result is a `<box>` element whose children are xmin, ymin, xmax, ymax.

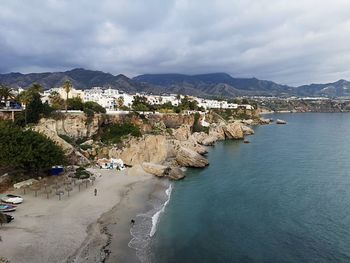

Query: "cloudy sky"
<box><xmin>1</xmin><ymin>0</ymin><xmax>350</xmax><ymax>86</ymax></box>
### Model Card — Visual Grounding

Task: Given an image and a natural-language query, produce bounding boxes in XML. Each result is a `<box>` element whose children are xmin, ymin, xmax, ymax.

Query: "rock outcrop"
<box><xmin>166</xmin><ymin>167</ymin><xmax>185</xmax><ymax>180</ymax></box>
<box><xmin>259</xmin><ymin>117</ymin><xmax>272</xmax><ymax>124</ymax></box>
<box><xmin>33</xmin><ymin>123</ymin><xmax>90</xmax><ymax>165</ymax></box>
<box><xmin>176</xmin><ymin>147</ymin><xmax>209</xmax><ymax>167</ymax></box>
<box><xmin>37</xmin><ymin>115</ymin><xmax>101</xmax><ymax>138</ymax></box>
<box><xmin>209</xmin><ymin>124</ymin><xmax>226</xmax><ymax>141</ymax></box>
<box><xmin>190</xmin><ymin>132</ymin><xmax>217</xmax><ymax>146</ymax></box>
<box><xmin>242</xmin><ymin>125</ymin><xmax>254</xmax><ymax>135</ymax></box>
<box><xmin>173</xmin><ymin>124</ymin><xmax>192</xmax><ymax>141</ymax></box>
<box><xmin>276</xmin><ymin>119</ymin><xmax>287</xmax><ymax>124</ymax></box>
<box><xmin>222</xmin><ymin>122</ymin><xmax>244</xmax><ymax>139</ymax></box>
<box><xmin>109</xmin><ymin>135</ymin><xmax>168</xmax><ymax>166</ymax></box>
<box><xmin>142</xmin><ymin>162</ymin><xmax>168</xmax><ymax>177</ymax></box>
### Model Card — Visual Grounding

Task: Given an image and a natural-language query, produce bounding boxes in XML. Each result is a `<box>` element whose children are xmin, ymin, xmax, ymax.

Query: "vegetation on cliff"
<box><xmin>99</xmin><ymin>122</ymin><xmax>142</xmax><ymax>144</ymax></box>
<box><xmin>0</xmin><ymin>121</ymin><xmax>65</xmax><ymax>173</ymax></box>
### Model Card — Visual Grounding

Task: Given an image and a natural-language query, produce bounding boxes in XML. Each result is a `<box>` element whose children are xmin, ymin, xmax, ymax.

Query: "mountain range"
<box><xmin>1</xmin><ymin>68</ymin><xmax>350</xmax><ymax>98</ymax></box>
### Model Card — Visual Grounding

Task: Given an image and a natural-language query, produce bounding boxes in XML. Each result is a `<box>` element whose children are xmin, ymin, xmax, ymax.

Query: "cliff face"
<box><xmin>36</xmin><ymin>113</ymin><xmax>196</xmax><ymax>139</ymax></box>
<box><xmin>33</xmin><ymin>113</ymin><xmax>255</xmax><ymax>179</ymax></box>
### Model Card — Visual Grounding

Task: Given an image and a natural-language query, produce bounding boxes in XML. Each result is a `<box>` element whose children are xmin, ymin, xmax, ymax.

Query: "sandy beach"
<box><xmin>0</xmin><ymin>166</ymin><xmax>156</xmax><ymax>263</ymax></box>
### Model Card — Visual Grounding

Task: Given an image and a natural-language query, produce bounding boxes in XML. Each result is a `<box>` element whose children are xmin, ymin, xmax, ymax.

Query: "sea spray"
<box><xmin>128</xmin><ymin>180</ymin><xmax>173</xmax><ymax>262</ymax></box>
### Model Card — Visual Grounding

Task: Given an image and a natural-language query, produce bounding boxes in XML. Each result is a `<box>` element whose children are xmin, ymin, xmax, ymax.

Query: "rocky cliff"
<box><xmin>33</xmin><ymin>113</ymin><xmax>255</xmax><ymax>179</ymax></box>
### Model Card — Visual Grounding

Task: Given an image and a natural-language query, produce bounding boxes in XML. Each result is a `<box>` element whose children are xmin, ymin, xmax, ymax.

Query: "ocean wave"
<box><xmin>150</xmin><ymin>184</ymin><xmax>172</xmax><ymax>237</ymax></box>
<box><xmin>128</xmin><ymin>181</ymin><xmax>173</xmax><ymax>262</ymax></box>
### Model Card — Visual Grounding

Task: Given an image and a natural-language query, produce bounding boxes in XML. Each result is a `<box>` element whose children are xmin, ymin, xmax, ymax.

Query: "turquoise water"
<box><xmin>150</xmin><ymin>113</ymin><xmax>350</xmax><ymax>263</ymax></box>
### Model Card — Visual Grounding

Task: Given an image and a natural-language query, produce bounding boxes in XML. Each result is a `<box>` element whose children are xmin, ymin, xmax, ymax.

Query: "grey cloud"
<box><xmin>1</xmin><ymin>0</ymin><xmax>350</xmax><ymax>85</ymax></box>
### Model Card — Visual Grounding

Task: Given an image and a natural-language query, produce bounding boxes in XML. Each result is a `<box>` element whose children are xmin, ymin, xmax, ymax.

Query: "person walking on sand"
<box><xmin>94</xmin><ymin>188</ymin><xmax>97</xmax><ymax>196</ymax></box>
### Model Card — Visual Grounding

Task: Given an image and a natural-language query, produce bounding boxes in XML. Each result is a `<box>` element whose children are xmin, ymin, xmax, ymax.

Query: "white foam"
<box><xmin>149</xmin><ymin>184</ymin><xmax>172</xmax><ymax>237</ymax></box>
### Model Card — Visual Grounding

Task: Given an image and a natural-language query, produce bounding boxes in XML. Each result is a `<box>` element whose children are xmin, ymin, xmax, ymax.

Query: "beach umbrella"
<box><xmin>43</xmin><ymin>188</ymin><xmax>52</xmax><ymax>199</ymax></box>
<box><xmin>0</xmin><ymin>212</ymin><xmax>6</xmax><ymax>226</ymax></box>
<box><xmin>65</xmin><ymin>186</ymin><xmax>73</xmax><ymax>197</ymax></box>
<box><xmin>30</xmin><ymin>184</ymin><xmax>41</xmax><ymax>197</ymax></box>
<box><xmin>78</xmin><ymin>181</ymin><xmax>83</xmax><ymax>192</ymax></box>
<box><xmin>52</xmin><ymin>184</ymin><xmax>61</xmax><ymax>193</ymax></box>
<box><xmin>90</xmin><ymin>176</ymin><xmax>96</xmax><ymax>185</ymax></box>
<box><xmin>56</xmin><ymin>190</ymin><xmax>64</xmax><ymax>200</ymax></box>
<box><xmin>22</xmin><ymin>185</ymin><xmax>30</xmax><ymax>195</ymax></box>
<box><xmin>83</xmin><ymin>179</ymin><xmax>90</xmax><ymax>188</ymax></box>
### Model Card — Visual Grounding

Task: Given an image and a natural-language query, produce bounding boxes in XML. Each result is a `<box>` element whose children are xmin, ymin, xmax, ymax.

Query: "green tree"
<box><xmin>0</xmin><ymin>85</ymin><xmax>15</xmax><ymax>107</ymax></box>
<box><xmin>132</xmin><ymin>95</ymin><xmax>151</xmax><ymax>112</ymax></box>
<box><xmin>116</xmin><ymin>96</ymin><xmax>124</xmax><ymax>109</ymax></box>
<box><xmin>0</xmin><ymin>121</ymin><xmax>65</xmax><ymax>174</ymax></box>
<box><xmin>84</xmin><ymin>101</ymin><xmax>106</xmax><ymax>113</ymax></box>
<box><xmin>63</xmin><ymin>80</ymin><xmax>72</xmax><ymax>112</ymax></box>
<box><xmin>67</xmin><ymin>97</ymin><xmax>84</xmax><ymax>111</ymax></box>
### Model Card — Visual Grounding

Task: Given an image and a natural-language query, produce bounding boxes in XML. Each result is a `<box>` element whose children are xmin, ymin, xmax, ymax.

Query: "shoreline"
<box><xmin>0</xmin><ymin>167</ymin><xmax>156</xmax><ymax>263</ymax></box>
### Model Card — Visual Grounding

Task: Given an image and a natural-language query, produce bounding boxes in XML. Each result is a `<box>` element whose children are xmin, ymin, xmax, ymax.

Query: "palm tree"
<box><xmin>116</xmin><ymin>96</ymin><xmax>124</xmax><ymax>110</ymax></box>
<box><xmin>19</xmin><ymin>91</ymin><xmax>32</xmax><ymax>125</ymax></box>
<box><xmin>0</xmin><ymin>85</ymin><xmax>14</xmax><ymax>107</ymax></box>
<box><xmin>63</xmin><ymin>80</ymin><xmax>72</xmax><ymax>113</ymax></box>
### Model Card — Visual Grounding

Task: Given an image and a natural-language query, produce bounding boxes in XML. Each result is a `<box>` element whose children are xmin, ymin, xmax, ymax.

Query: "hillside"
<box><xmin>1</xmin><ymin>68</ymin><xmax>350</xmax><ymax>98</ymax></box>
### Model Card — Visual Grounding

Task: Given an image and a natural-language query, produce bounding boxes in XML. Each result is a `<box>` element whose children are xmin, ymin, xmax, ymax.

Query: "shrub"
<box><xmin>100</xmin><ymin>122</ymin><xmax>141</xmax><ymax>144</ymax></box>
<box><xmin>80</xmin><ymin>144</ymin><xmax>92</xmax><ymax>151</ymax></box>
<box><xmin>0</xmin><ymin>121</ymin><xmax>65</xmax><ymax>173</ymax></box>
<box><xmin>84</xmin><ymin>101</ymin><xmax>106</xmax><ymax>113</ymax></box>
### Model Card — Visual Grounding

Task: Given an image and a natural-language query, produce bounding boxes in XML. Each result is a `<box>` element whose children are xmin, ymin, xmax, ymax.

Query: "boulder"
<box><xmin>190</xmin><ymin>132</ymin><xmax>217</xmax><ymax>146</ymax></box>
<box><xmin>166</xmin><ymin>167</ymin><xmax>185</xmax><ymax>180</ymax></box>
<box><xmin>179</xmin><ymin>140</ymin><xmax>208</xmax><ymax>155</ymax></box>
<box><xmin>142</xmin><ymin>162</ymin><xmax>168</xmax><ymax>177</ymax></box>
<box><xmin>176</xmin><ymin>147</ymin><xmax>209</xmax><ymax>167</ymax></box>
<box><xmin>276</xmin><ymin>119</ymin><xmax>287</xmax><ymax>124</ymax></box>
<box><xmin>242</xmin><ymin>125</ymin><xmax>254</xmax><ymax>135</ymax></box>
<box><xmin>259</xmin><ymin>117</ymin><xmax>271</xmax><ymax>125</ymax></box>
<box><xmin>222</xmin><ymin>122</ymin><xmax>244</xmax><ymax>139</ymax></box>
<box><xmin>201</xmin><ymin>136</ymin><xmax>217</xmax><ymax>146</ymax></box>
<box><xmin>209</xmin><ymin>124</ymin><xmax>225</xmax><ymax>141</ymax></box>
<box><xmin>242</xmin><ymin>119</ymin><xmax>254</xmax><ymax>125</ymax></box>
<box><xmin>190</xmin><ymin>132</ymin><xmax>208</xmax><ymax>144</ymax></box>
<box><xmin>173</xmin><ymin>124</ymin><xmax>192</xmax><ymax>141</ymax></box>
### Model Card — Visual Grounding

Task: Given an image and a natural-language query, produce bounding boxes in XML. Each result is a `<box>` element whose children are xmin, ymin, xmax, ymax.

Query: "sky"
<box><xmin>1</xmin><ymin>0</ymin><xmax>350</xmax><ymax>86</ymax></box>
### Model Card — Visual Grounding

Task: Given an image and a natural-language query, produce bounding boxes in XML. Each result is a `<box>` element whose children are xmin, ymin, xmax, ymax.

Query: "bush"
<box><xmin>100</xmin><ymin>122</ymin><xmax>141</xmax><ymax>144</ymax></box>
<box><xmin>84</xmin><ymin>101</ymin><xmax>106</xmax><ymax>113</ymax></box>
<box><xmin>74</xmin><ymin>166</ymin><xmax>90</xmax><ymax>179</ymax></box>
<box><xmin>80</xmin><ymin>144</ymin><xmax>92</xmax><ymax>151</ymax></box>
<box><xmin>0</xmin><ymin>121</ymin><xmax>65</xmax><ymax>173</ymax></box>
<box><xmin>67</xmin><ymin>97</ymin><xmax>84</xmax><ymax>111</ymax></box>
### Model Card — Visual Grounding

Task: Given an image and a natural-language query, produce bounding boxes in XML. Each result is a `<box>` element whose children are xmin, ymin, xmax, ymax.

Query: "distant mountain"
<box><xmin>296</xmin><ymin>79</ymin><xmax>350</xmax><ymax>97</ymax></box>
<box><xmin>133</xmin><ymin>73</ymin><xmax>295</xmax><ymax>96</ymax></box>
<box><xmin>1</xmin><ymin>68</ymin><xmax>350</xmax><ymax>98</ymax></box>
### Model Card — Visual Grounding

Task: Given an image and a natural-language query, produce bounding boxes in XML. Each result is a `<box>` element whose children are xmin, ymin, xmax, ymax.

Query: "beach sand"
<box><xmin>0</xmin><ymin>166</ymin><xmax>156</xmax><ymax>263</ymax></box>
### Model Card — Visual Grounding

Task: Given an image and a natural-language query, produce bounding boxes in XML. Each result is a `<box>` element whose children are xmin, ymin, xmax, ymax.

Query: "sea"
<box><xmin>130</xmin><ymin>113</ymin><xmax>350</xmax><ymax>263</ymax></box>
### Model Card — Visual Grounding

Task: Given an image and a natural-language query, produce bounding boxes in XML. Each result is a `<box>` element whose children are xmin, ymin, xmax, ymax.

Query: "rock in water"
<box><xmin>222</xmin><ymin>122</ymin><xmax>244</xmax><ymax>139</ymax></box>
<box><xmin>276</xmin><ymin>119</ymin><xmax>287</xmax><ymax>124</ymax></box>
<box><xmin>242</xmin><ymin>125</ymin><xmax>254</xmax><ymax>135</ymax></box>
<box><xmin>176</xmin><ymin>147</ymin><xmax>209</xmax><ymax>167</ymax></box>
<box><xmin>166</xmin><ymin>167</ymin><xmax>185</xmax><ymax>180</ymax></box>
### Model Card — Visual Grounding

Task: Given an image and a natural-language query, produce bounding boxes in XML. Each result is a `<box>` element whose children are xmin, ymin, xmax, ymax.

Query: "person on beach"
<box><xmin>94</xmin><ymin>188</ymin><xmax>97</xmax><ymax>196</ymax></box>
<box><xmin>131</xmin><ymin>219</ymin><xmax>135</xmax><ymax>225</ymax></box>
